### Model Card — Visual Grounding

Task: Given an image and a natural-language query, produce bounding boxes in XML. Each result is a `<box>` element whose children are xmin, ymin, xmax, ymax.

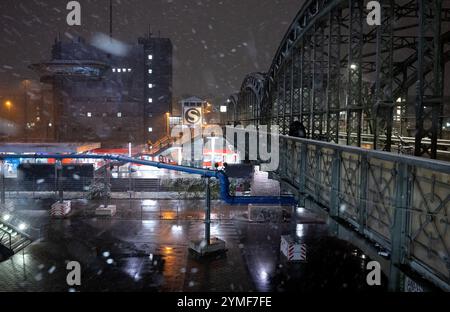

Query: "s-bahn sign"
<box><xmin>183</xmin><ymin>107</ymin><xmax>202</xmax><ymax>125</ymax></box>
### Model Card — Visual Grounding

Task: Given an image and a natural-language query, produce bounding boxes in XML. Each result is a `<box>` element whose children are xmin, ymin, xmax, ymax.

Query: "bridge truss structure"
<box><xmin>228</xmin><ymin>0</ymin><xmax>450</xmax><ymax>159</ymax></box>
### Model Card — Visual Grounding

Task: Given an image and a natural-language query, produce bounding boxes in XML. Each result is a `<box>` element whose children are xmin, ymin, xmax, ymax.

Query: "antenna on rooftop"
<box><xmin>109</xmin><ymin>0</ymin><xmax>113</xmax><ymax>39</ymax></box>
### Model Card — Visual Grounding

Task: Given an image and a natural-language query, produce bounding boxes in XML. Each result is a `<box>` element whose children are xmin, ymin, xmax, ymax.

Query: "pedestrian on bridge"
<box><xmin>289</xmin><ymin>121</ymin><xmax>307</xmax><ymax>138</ymax></box>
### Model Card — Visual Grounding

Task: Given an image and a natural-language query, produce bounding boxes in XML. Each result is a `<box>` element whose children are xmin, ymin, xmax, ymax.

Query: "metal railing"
<box><xmin>275</xmin><ymin>135</ymin><xmax>450</xmax><ymax>290</ymax></box>
<box><xmin>0</xmin><ymin>226</ymin><xmax>12</xmax><ymax>250</ymax></box>
<box><xmin>1</xmin><ymin>177</ymin><xmax>169</xmax><ymax>194</ymax></box>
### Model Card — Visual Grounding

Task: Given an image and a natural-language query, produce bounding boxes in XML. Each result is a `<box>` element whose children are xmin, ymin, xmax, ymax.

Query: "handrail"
<box><xmin>275</xmin><ymin>135</ymin><xmax>450</xmax><ymax>290</ymax></box>
<box><xmin>278</xmin><ymin>134</ymin><xmax>450</xmax><ymax>173</ymax></box>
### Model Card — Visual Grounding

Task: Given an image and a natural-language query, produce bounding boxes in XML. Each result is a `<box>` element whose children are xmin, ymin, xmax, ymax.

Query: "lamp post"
<box><xmin>23</xmin><ymin>80</ymin><xmax>30</xmax><ymax>141</ymax></box>
<box><xmin>4</xmin><ymin>101</ymin><xmax>12</xmax><ymax>131</ymax></box>
<box><xmin>47</xmin><ymin>122</ymin><xmax>53</xmax><ymax>140</ymax></box>
<box><xmin>220</xmin><ymin>104</ymin><xmax>227</xmax><ymax>125</ymax></box>
<box><xmin>5</xmin><ymin>100</ymin><xmax>12</xmax><ymax>114</ymax></box>
<box><xmin>166</xmin><ymin>112</ymin><xmax>170</xmax><ymax>136</ymax></box>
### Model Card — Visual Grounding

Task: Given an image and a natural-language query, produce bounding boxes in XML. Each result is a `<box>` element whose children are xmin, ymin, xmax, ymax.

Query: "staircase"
<box><xmin>0</xmin><ymin>221</ymin><xmax>32</xmax><ymax>261</ymax></box>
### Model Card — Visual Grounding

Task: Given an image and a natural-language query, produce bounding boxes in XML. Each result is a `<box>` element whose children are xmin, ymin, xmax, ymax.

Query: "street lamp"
<box><xmin>4</xmin><ymin>101</ymin><xmax>12</xmax><ymax>128</ymax></box>
<box><xmin>207</xmin><ymin>136</ymin><xmax>217</xmax><ymax>169</ymax></box>
<box><xmin>5</xmin><ymin>100</ymin><xmax>12</xmax><ymax>111</ymax></box>
<box><xmin>23</xmin><ymin>80</ymin><xmax>31</xmax><ymax>140</ymax></box>
<box><xmin>220</xmin><ymin>105</ymin><xmax>227</xmax><ymax>125</ymax></box>
<box><xmin>166</xmin><ymin>112</ymin><xmax>170</xmax><ymax>136</ymax></box>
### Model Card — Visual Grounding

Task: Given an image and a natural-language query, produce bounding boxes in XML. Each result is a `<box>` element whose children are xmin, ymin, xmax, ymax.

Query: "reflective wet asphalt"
<box><xmin>0</xmin><ymin>198</ymin><xmax>386</xmax><ymax>292</ymax></box>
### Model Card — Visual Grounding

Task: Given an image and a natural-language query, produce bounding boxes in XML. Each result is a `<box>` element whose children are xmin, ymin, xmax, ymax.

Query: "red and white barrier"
<box><xmin>280</xmin><ymin>235</ymin><xmax>307</xmax><ymax>262</ymax></box>
<box><xmin>50</xmin><ymin>201</ymin><xmax>71</xmax><ymax>218</ymax></box>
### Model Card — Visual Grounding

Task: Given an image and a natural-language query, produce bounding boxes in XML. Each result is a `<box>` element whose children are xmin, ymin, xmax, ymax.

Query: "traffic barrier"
<box><xmin>280</xmin><ymin>235</ymin><xmax>307</xmax><ymax>262</ymax></box>
<box><xmin>50</xmin><ymin>201</ymin><xmax>71</xmax><ymax>218</ymax></box>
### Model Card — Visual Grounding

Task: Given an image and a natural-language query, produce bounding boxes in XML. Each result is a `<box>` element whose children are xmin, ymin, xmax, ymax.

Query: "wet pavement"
<box><xmin>0</xmin><ymin>197</ymin><xmax>387</xmax><ymax>292</ymax></box>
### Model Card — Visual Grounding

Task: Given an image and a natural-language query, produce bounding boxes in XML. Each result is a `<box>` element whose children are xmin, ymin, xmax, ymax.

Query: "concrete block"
<box><xmin>248</xmin><ymin>204</ymin><xmax>283</xmax><ymax>222</ymax></box>
<box><xmin>189</xmin><ymin>237</ymin><xmax>226</xmax><ymax>256</ymax></box>
<box><xmin>95</xmin><ymin>204</ymin><xmax>117</xmax><ymax>217</ymax></box>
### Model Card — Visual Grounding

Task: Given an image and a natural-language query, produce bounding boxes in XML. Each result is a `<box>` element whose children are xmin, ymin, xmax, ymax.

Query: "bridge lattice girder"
<box><xmin>231</xmin><ymin>0</ymin><xmax>450</xmax><ymax>159</ymax></box>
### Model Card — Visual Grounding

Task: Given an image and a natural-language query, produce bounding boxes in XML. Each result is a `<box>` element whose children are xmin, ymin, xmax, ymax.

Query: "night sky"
<box><xmin>0</xmin><ymin>0</ymin><xmax>303</xmax><ymax>103</ymax></box>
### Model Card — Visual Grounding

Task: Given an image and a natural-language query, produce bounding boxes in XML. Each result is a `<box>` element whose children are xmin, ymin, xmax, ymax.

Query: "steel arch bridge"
<box><xmin>229</xmin><ymin>0</ymin><xmax>450</xmax><ymax>159</ymax></box>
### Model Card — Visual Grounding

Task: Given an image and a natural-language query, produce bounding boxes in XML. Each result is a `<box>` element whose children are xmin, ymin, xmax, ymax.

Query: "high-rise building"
<box><xmin>30</xmin><ymin>34</ymin><xmax>173</xmax><ymax>148</ymax></box>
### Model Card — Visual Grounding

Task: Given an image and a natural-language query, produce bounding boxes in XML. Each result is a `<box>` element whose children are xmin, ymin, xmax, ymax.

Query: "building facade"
<box><xmin>31</xmin><ymin>34</ymin><xmax>172</xmax><ymax>148</ymax></box>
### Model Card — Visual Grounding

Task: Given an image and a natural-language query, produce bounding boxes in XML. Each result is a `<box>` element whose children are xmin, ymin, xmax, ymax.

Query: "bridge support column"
<box><xmin>358</xmin><ymin>155</ymin><xmax>368</xmax><ymax>233</ymax></box>
<box><xmin>298</xmin><ymin>143</ymin><xmax>308</xmax><ymax>207</ymax></box>
<box><xmin>389</xmin><ymin>162</ymin><xmax>411</xmax><ymax>291</ymax></box>
<box><xmin>330</xmin><ymin>152</ymin><xmax>341</xmax><ymax>219</ymax></box>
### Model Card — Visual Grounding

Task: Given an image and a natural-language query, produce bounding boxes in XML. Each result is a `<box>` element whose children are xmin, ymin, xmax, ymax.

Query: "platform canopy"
<box><xmin>0</xmin><ymin>142</ymin><xmax>101</xmax><ymax>154</ymax></box>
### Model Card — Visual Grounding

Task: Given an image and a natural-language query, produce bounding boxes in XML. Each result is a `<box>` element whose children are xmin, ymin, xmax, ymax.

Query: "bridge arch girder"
<box><xmin>230</xmin><ymin>0</ymin><xmax>450</xmax><ymax>158</ymax></box>
<box><xmin>235</xmin><ymin>72</ymin><xmax>266</xmax><ymax>126</ymax></box>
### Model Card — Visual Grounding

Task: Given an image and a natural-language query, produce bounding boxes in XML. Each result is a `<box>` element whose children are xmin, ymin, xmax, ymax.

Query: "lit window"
<box><xmin>148</xmin><ymin>84</ymin><xmax>153</xmax><ymax>88</ymax></box>
<box><xmin>148</xmin><ymin>127</ymin><xmax>153</xmax><ymax>133</ymax></box>
<box><xmin>122</xmin><ymin>68</ymin><xmax>126</xmax><ymax>72</ymax></box>
<box><xmin>112</xmin><ymin>68</ymin><xmax>116</xmax><ymax>72</ymax></box>
<box><xmin>148</xmin><ymin>69</ymin><xmax>153</xmax><ymax>74</ymax></box>
<box><xmin>117</xmin><ymin>112</ymin><xmax>122</xmax><ymax>117</ymax></box>
<box><xmin>87</xmin><ymin>112</ymin><xmax>92</xmax><ymax>117</ymax></box>
<box><xmin>148</xmin><ymin>55</ymin><xmax>153</xmax><ymax>60</ymax></box>
<box><xmin>117</xmin><ymin>69</ymin><xmax>122</xmax><ymax>73</ymax></box>
<box><xmin>127</xmin><ymin>68</ymin><xmax>132</xmax><ymax>72</ymax></box>
<box><xmin>148</xmin><ymin>98</ymin><xmax>153</xmax><ymax>103</ymax></box>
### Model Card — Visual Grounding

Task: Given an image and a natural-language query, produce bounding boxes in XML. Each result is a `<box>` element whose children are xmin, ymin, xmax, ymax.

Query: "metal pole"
<box><xmin>104</xmin><ymin>161</ymin><xmax>110</xmax><ymax>207</ymax></box>
<box><xmin>109</xmin><ymin>0</ymin><xmax>113</xmax><ymax>39</ymax></box>
<box><xmin>54</xmin><ymin>163</ymin><xmax>57</xmax><ymax>197</ymax></box>
<box><xmin>205</xmin><ymin>177</ymin><xmax>211</xmax><ymax>246</ymax></box>
<box><xmin>389</xmin><ymin>161</ymin><xmax>410</xmax><ymax>291</ymax></box>
<box><xmin>1</xmin><ymin>161</ymin><xmax>5</xmax><ymax>205</ymax></box>
<box><xmin>24</xmin><ymin>81</ymin><xmax>28</xmax><ymax>142</ymax></box>
<box><xmin>57</xmin><ymin>160</ymin><xmax>63</xmax><ymax>203</ymax></box>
